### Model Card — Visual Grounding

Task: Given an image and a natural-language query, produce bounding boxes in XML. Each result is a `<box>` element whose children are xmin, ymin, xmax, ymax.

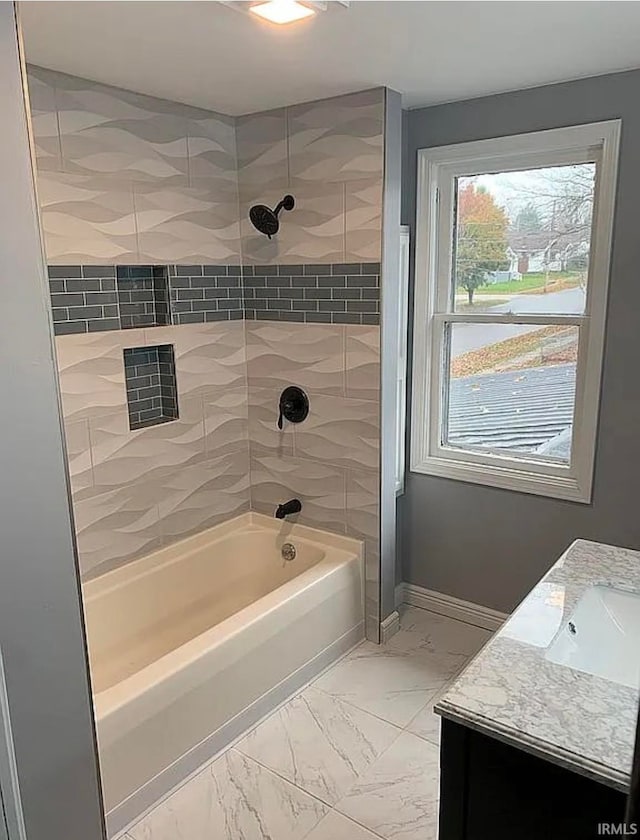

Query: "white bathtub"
<box><xmin>82</xmin><ymin>512</ymin><xmax>364</xmax><ymax>835</ymax></box>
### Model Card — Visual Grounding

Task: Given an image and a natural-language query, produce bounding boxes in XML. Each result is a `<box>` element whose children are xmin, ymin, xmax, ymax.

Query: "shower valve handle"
<box><xmin>277</xmin><ymin>386</ymin><xmax>309</xmax><ymax>430</ymax></box>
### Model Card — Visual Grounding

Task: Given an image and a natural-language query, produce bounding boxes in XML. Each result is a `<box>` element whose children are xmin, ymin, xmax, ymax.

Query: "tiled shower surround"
<box><xmin>31</xmin><ymin>63</ymin><xmax>384</xmax><ymax>636</ymax></box>
<box><xmin>58</xmin><ymin>319</ymin><xmax>379</xmax><ymax>579</ymax></box>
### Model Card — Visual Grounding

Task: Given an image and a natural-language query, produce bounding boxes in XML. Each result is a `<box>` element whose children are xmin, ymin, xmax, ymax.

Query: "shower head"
<box><xmin>249</xmin><ymin>194</ymin><xmax>295</xmax><ymax>239</ymax></box>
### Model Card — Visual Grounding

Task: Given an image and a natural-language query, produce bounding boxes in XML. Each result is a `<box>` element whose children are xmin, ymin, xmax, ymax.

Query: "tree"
<box><xmin>515</xmin><ymin>202</ymin><xmax>543</xmax><ymax>232</ymax></box>
<box><xmin>455</xmin><ymin>183</ymin><xmax>509</xmax><ymax>304</ymax></box>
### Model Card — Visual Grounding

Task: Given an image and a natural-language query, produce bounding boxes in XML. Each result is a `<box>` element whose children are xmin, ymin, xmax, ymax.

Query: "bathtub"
<box><xmin>82</xmin><ymin>512</ymin><xmax>364</xmax><ymax>835</ymax></box>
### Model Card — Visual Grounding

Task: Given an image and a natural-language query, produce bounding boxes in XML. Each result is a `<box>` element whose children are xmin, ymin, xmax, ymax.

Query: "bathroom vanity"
<box><xmin>436</xmin><ymin>540</ymin><xmax>640</xmax><ymax>840</ymax></box>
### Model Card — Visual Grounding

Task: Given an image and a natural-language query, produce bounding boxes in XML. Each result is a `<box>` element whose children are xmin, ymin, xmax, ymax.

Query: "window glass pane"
<box><xmin>452</xmin><ymin>164</ymin><xmax>596</xmax><ymax>315</ymax></box>
<box><xmin>443</xmin><ymin>323</ymin><xmax>579</xmax><ymax>463</ymax></box>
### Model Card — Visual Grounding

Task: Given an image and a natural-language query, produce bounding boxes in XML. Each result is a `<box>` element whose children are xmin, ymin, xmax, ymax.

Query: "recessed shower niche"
<box><xmin>116</xmin><ymin>266</ymin><xmax>171</xmax><ymax>329</ymax></box>
<box><xmin>123</xmin><ymin>344</ymin><xmax>179</xmax><ymax>430</ymax></box>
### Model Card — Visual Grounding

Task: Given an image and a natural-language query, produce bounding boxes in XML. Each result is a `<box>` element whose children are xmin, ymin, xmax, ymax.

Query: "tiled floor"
<box><xmin>124</xmin><ymin>607</ymin><xmax>492</xmax><ymax>840</ymax></box>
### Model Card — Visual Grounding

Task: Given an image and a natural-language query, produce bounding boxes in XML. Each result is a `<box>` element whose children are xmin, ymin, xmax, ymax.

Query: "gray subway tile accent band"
<box><xmin>243</xmin><ymin>262</ymin><xmax>380</xmax><ymax>324</ymax></box>
<box><xmin>167</xmin><ymin>265</ymin><xmax>243</xmax><ymax>324</ymax></box>
<box><xmin>48</xmin><ymin>267</ymin><xmax>129</xmax><ymax>335</ymax></box>
<box><xmin>48</xmin><ymin>262</ymin><xmax>380</xmax><ymax>332</ymax></box>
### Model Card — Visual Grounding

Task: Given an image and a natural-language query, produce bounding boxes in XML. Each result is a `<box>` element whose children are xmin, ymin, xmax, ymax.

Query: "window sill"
<box><xmin>409</xmin><ymin>455</ymin><xmax>592</xmax><ymax>503</ymax></box>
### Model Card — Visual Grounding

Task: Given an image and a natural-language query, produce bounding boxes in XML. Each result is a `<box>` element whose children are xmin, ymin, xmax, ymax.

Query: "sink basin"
<box><xmin>545</xmin><ymin>585</ymin><xmax>640</xmax><ymax>688</ymax></box>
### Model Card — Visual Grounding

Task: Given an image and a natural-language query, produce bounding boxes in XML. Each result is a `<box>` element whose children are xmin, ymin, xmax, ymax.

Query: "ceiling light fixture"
<box><xmin>249</xmin><ymin>0</ymin><xmax>316</xmax><ymax>25</ymax></box>
<box><xmin>222</xmin><ymin>1</ymin><xmax>350</xmax><ymax>26</ymax></box>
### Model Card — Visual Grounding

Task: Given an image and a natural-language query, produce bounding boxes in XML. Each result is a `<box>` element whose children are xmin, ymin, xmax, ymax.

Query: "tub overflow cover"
<box><xmin>278</xmin><ymin>386</ymin><xmax>309</xmax><ymax>430</ymax></box>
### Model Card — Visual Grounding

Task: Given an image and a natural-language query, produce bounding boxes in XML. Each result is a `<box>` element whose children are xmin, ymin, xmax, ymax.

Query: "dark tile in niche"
<box><xmin>123</xmin><ymin>344</ymin><xmax>179</xmax><ymax>431</ymax></box>
<box><xmin>117</xmin><ymin>265</ymin><xmax>171</xmax><ymax>329</ymax></box>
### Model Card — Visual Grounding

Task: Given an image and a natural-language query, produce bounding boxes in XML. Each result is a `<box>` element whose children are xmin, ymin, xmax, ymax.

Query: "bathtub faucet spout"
<box><xmin>275</xmin><ymin>499</ymin><xmax>302</xmax><ymax>519</ymax></box>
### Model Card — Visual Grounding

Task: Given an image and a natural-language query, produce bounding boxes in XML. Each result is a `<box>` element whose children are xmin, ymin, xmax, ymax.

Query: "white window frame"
<box><xmin>395</xmin><ymin>225</ymin><xmax>410</xmax><ymax>496</ymax></box>
<box><xmin>411</xmin><ymin>121</ymin><xmax>620</xmax><ymax>503</ymax></box>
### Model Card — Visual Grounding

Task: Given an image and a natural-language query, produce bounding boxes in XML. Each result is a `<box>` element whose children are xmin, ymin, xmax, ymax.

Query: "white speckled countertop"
<box><xmin>436</xmin><ymin>539</ymin><xmax>640</xmax><ymax>792</ymax></box>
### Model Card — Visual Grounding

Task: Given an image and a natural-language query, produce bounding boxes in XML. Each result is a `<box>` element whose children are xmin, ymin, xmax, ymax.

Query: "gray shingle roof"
<box><xmin>448</xmin><ymin>363</ymin><xmax>575</xmax><ymax>455</ymax></box>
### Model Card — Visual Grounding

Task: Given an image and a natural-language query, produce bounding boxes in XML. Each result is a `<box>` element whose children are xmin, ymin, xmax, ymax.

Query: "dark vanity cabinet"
<box><xmin>438</xmin><ymin>719</ymin><xmax>627</xmax><ymax>840</ymax></box>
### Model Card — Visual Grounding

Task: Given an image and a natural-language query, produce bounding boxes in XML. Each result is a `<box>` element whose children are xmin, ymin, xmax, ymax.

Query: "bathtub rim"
<box><xmin>83</xmin><ymin>511</ymin><xmax>361</xmax><ymax>600</ymax></box>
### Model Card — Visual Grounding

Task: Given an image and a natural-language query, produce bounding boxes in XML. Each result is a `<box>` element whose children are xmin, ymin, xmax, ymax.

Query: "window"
<box><xmin>411</xmin><ymin>122</ymin><xmax>620</xmax><ymax>502</ymax></box>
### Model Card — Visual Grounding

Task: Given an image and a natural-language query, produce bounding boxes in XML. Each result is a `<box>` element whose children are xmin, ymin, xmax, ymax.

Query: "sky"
<box><xmin>461</xmin><ymin>163</ymin><xmax>596</xmax><ymax>223</ymax></box>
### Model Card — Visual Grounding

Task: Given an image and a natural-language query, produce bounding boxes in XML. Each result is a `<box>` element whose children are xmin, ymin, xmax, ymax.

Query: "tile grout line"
<box><xmin>230</xmin><ymin>746</ymin><xmax>337</xmax><ymax>810</ymax></box>
<box><xmin>301</xmin><ymin>806</ymin><xmax>389</xmax><ymax>840</ymax></box>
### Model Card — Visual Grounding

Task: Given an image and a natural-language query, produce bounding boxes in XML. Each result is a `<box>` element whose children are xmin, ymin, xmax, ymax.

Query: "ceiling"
<box><xmin>19</xmin><ymin>1</ymin><xmax>640</xmax><ymax>116</ymax></box>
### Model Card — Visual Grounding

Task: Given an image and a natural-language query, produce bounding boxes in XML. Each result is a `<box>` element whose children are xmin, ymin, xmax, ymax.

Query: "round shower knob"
<box><xmin>277</xmin><ymin>386</ymin><xmax>309</xmax><ymax>429</ymax></box>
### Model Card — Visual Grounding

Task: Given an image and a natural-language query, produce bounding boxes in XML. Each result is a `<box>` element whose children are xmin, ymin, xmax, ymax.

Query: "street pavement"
<box><xmin>451</xmin><ymin>286</ymin><xmax>585</xmax><ymax>357</ymax></box>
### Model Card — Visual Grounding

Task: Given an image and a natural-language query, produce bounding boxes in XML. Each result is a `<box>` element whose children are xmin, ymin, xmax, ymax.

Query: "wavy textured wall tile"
<box><xmin>30</xmin><ymin>66</ymin><xmax>383</xmax><ymax>267</ymax></box>
<box><xmin>246</xmin><ymin>321</ymin><xmax>344</xmax><ymax>396</ymax></box>
<box><xmin>238</xmin><ymin>90</ymin><xmax>383</xmax><ymax>266</ymax></box>
<box><xmin>74</xmin><ymin>478</ymin><xmax>164</xmax><ymax>579</ymax></box>
<box><xmin>88</xmin><ymin>396</ymin><xmax>206</xmax><ymax>497</ymax></box>
<box><xmin>345</xmin><ymin>468</ymin><xmax>380</xmax><ymax>642</ymax></box>
<box><xmin>203</xmin><ymin>388</ymin><xmax>249</xmax><ymax>457</ymax></box>
<box><xmin>346</xmin><ymin>325</ymin><xmax>380</xmax><ymax>400</ymax></box>
<box><xmin>27</xmin><ymin>66</ymin><xmax>62</xmax><ymax>171</ymax></box>
<box><xmin>294</xmin><ymin>394</ymin><xmax>379</xmax><ymax>472</ymax></box>
<box><xmin>29</xmin><ymin>65</ymin><xmax>241</xmax><ymax>265</ymax></box>
<box><xmin>236</xmin><ymin>108</ymin><xmax>288</xmax><ymax>201</ymax></box>
<box><xmin>134</xmin><ymin>184</ymin><xmax>241</xmax><ymax>264</ymax></box>
<box><xmin>64</xmin><ymin>418</ymin><xmax>93</xmax><ymax>495</ymax></box>
<box><xmin>184</xmin><ymin>108</ymin><xmax>237</xmax><ymax>192</ymax></box>
<box><xmin>346</xmin><ymin>469</ymin><xmax>379</xmax><ymax>546</ymax></box>
<box><xmin>38</xmin><ymin>172</ymin><xmax>138</xmax><ymax>265</ymax></box>
<box><xmin>240</xmin><ymin>183</ymin><xmax>345</xmax><ymax>265</ymax></box>
<box><xmin>56</xmin><ymin>321</ymin><xmax>250</xmax><ymax>577</ymax></box>
<box><xmin>248</xmin><ymin>387</ymin><xmax>295</xmax><ymax>456</ymax></box>
<box><xmin>288</xmin><ymin>89</ymin><xmax>384</xmax><ymax>186</ymax></box>
<box><xmin>55</xmin><ymin>329</ymin><xmax>144</xmax><ymax>423</ymax></box>
<box><xmin>157</xmin><ymin>451</ymin><xmax>250</xmax><ymax>544</ymax></box>
<box><xmin>345</xmin><ymin>179</ymin><xmax>383</xmax><ymax>262</ymax></box>
<box><xmin>250</xmin><ymin>447</ymin><xmax>346</xmax><ymax>534</ymax></box>
<box><xmin>149</xmin><ymin>322</ymin><xmax>246</xmax><ymax>397</ymax></box>
<box><xmin>55</xmin><ymin>71</ymin><xmax>189</xmax><ymax>184</ymax></box>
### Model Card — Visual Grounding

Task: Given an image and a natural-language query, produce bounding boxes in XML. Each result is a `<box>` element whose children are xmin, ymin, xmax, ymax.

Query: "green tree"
<box><xmin>515</xmin><ymin>202</ymin><xmax>543</xmax><ymax>232</ymax></box>
<box><xmin>455</xmin><ymin>183</ymin><xmax>509</xmax><ymax>304</ymax></box>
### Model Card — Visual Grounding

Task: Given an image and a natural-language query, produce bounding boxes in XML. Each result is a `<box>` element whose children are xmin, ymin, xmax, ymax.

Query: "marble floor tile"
<box><xmin>313</xmin><ymin>642</ymin><xmax>446</xmax><ymax>728</ymax></box>
<box><xmin>390</xmin><ymin>608</ymin><xmax>492</xmax><ymax>659</ymax></box>
<box><xmin>127</xmin><ymin>748</ymin><xmax>328</xmax><ymax>840</ymax></box>
<box><xmin>304</xmin><ymin>810</ymin><xmax>382</xmax><ymax>840</ymax></box>
<box><xmin>335</xmin><ymin>731</ymin><xmax>440</xmax><ymax>840</ymax></box>
<box><xmin>313</xmin><ymin>621</ymin><xmax>471</xmax><ymax>726</ymax></box>
<box><xmin>406</xmin><ymin>692</ymin><xmax>442</xmax><ymax>745</ymax></box>
<box><xmin>405</xmin><ymin>622</ymin><xmax>492</xmax><ymax>745</ymax></box>
<box><xmin>313</xmin><ymin>611</ymin><xmax>490</xmax><ymax>728</ymax></box>
<box><xmin>236</xmin><ymin>686</ymin><xmax>400</xmax><ymax>806</ymax></box>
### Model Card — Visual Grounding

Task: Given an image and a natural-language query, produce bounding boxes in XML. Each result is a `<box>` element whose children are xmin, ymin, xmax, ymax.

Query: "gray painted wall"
<box><xmin>401</xmin><ymin>69</ymin><xmax>640</xmax><ymax>614</ymax></box>
<box><xmin>0</xmin><ymin>6</ymin><xmax>105</xmax><ymax>838</ymax></box>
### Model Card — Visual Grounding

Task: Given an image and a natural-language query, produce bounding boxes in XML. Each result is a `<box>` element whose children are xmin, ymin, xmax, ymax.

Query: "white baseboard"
<box><xmin>395</xmin><ymin>582</ymin><xmax>508</xmax><ymax>632</ymax></box>
<box><xmin>380</xmin><ymin>610</ymin><xmax>400</xmax><ymax>643</ymax></box>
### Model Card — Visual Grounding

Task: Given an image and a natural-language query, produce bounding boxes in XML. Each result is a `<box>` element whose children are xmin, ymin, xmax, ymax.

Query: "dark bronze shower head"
<box><xmin>249</xmin><ymin>194</ymin><xmax>295</xmax><ymax>239</ymax></box>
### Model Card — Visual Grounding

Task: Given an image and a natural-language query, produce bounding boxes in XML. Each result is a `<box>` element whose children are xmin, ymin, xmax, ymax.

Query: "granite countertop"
<box><xmin>436</xmin><ymin>539</ymin><xmax>640</xmax><ymax>791</ymax></box>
